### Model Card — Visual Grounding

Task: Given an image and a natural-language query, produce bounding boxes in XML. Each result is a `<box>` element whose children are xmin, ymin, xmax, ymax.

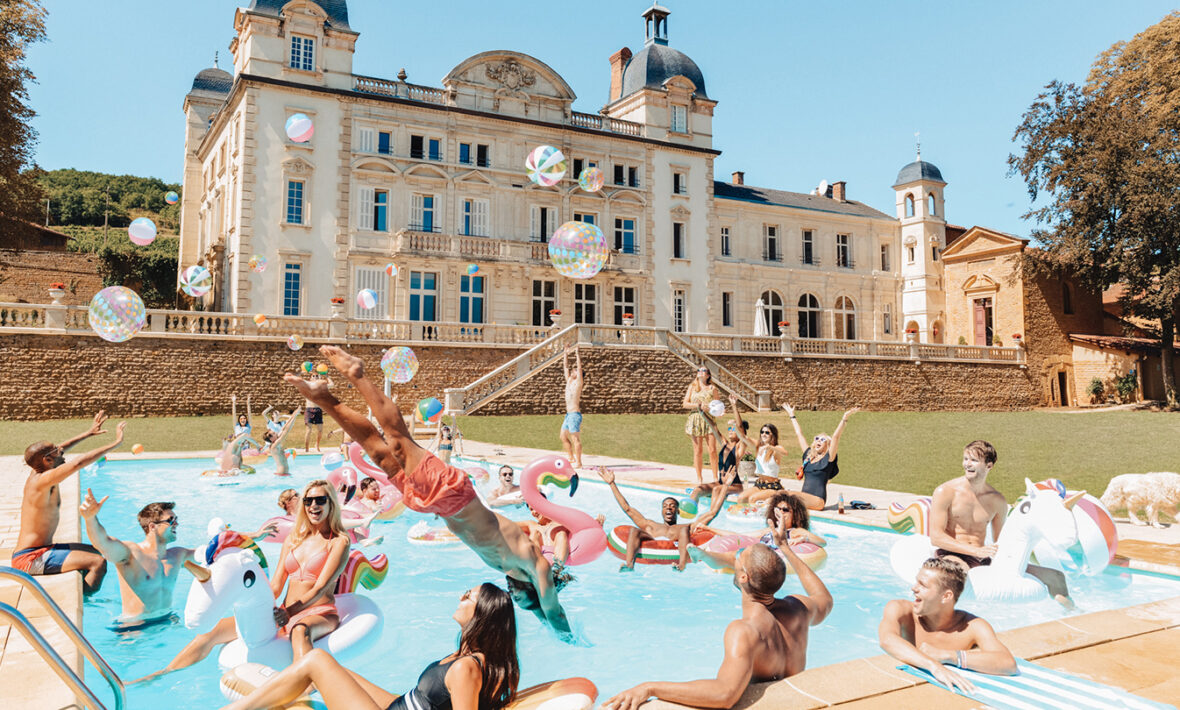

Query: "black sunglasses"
<box><xmin>155</xmin><ymin>516</ymin><xmax>178</xmax><ymax>527</ymax></box>
<box><xmin>303</xmin><ymin>495</ymin><xmax>329</xmax><ymax>507</ymax></box>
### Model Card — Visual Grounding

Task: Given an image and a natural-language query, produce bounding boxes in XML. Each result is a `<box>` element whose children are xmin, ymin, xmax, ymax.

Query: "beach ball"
<box><xmin>381</xmin><ymin>346</ymin><xmax>419</xmax><ymax>383</ymax></box>
<box><xmin>578</xmin><ymin>166</ymin><xmax>604</xmax><ymax>192</ymax></box>
<box><xmin>707</xmin><ymin>400</ymin><xmax>726</xmax><ymax>417</ymax></box>
<box><xmin>466</xmin><ymin>264</ymin><xmax>480</xmax><ymax>276</ymax></box>
<box><xmin>88</xmin><ymin>286</ymin><xmax>146</xmax><ymax>343</ymax></box>
<box><xmin>128</xmin><ymin>217</ymin><xmax>157</xmax><ymax>246</ymax></box>
<box><xmin>678</xmin><ymin>498</ymin><xmax>698</xmax><ymax>518</ymax></box>
<box><xmin>321</xmin><ymin>452</ymin><xmax>344</xmax><ymax>471</ymax></box>
<box><xmin>384</xmin><ymin>263</ymin><xmax>397</xmax><ymax>277</ymax></box>
<box><xmin>249</xmin><ymin>255</ymin><xmax>267</xmax><ymax>273</ymax></box>
<box><xmin>356</xmin><ymin>288</ymin><xmax>378</xmax><ymax>310</ymax></box>
<box><xmin>315</xmin><ymin>363</ymin><xmax>329</xmax><ymax>375</ymax></box>
<box><xmin>180</xmin><ymin>265</ymin><xmax>212</xmax><ymax>297</ymax></box>
<box><xmin>416</xmin><ymin>397</ymin><xmax>444</xmax><ymax>424</ymax></box>
<box><xmin>285</xmin><ymin>113</ymin><xmax>314</xmax><ymax>143</ymax></box>
<box><xmin>548</xmin><ymin>221</ymin><xmax>608</xmax><ymax>279</ymax></box>
<box><xmin>131</xmin><ymin>444</ymin><xmax>144</xmax><ymax>455</ymax></box>
<box><xmin>301</xmin><ymin>361</ymin><xmax>314</xmax><ymax>373</ymax></box>
<box><xmin>253</xmin><ymin>313</ymin><xmax>267</xmax><ymax>326</ymax></box>
<box><xmin>287</xmin><ymin>334</ymin><xmax>304</xmax><ymax>351</ymax></box>
<box><xmin>525</xmin><ymin>145</ymin><xmax>566</xmax><ymax>186</ymax></box>
<box><xmin>164</xmin><ymin>191</ymin><xmax>180</xmax><ymax>205</ymax></box>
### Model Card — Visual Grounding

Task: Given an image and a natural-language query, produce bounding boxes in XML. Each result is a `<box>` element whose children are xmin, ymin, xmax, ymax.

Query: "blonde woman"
<box><xmin>783</xmin><ymin>404</ymin><xmax>859</xmax><ymax>511</ymax></box>
<box><xmin>271</xmin><ymin>480</ymin><xmax>350</xmax><ymax>660</ymax></box>
<box><xmin>683</xmin><ymin>366</ymin><xmax>720</xmax><ymax>485</ymax></box>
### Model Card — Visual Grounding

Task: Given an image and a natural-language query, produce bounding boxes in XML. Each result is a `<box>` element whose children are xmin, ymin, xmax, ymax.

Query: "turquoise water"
<box><xmin>77</xmin><ymin>454</ymin><xmax>1180</xmax><ymax>708</ymax></box>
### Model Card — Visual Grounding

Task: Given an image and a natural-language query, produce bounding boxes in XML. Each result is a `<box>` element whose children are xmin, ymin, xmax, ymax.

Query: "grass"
<box><xmin>4</xmin><ymin>410</ymin><xmax>1179</xmax><ymax>501</ymax></box>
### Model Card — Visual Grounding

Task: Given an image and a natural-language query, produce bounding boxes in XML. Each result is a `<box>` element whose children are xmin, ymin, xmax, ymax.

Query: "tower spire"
<box><xmin>915</xmin><ymin>131</ymin><xmax>921</xmax><ymax>160</ymax></box>
<box><xmin>214</xmin><ymin>50</ymin><xmax>219</xmax><ymax>69</ymax></box>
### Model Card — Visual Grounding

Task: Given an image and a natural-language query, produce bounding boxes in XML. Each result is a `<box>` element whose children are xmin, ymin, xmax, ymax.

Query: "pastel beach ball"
<box><xmin>315</xmin><ymin>363</ymin><xmax>329</xmax><ymax>375</ymax></box>
<box><xmin>128</xmin><ymin>217</ymin><xmax>157</xmax><ymax>246</ymax></box>
<box><xmin>249</xmin><ymin>255</ymin><xmax>268</xmax><ymax>273</ymax></box>
<box><xmin>578</xmin><ymin>166</ymin><xmax>605</xmax><ymax>192</ymax></box>
<box><xmin>164</xmin><ymin>191</ymin><xmax>180</xmax><ymax>205</ymax></box>
<box><xmin>708</xmin><ymin>400</ymin><xmax>726</xmax><ymax>417</ymax></box>
<box><xmin>180</xmin><ymin>264</ymin><xmax>212</xmax><ymax>297</ymax></box>
<box><xmin>525</xmin><ymin>145</ymin><xmax>566</xmax><ymax>186</ymax></box>
<box><xmin>466</xmin><ymin>264</ymin><xmax>480</xmax><ymax>276</ymax></box>
<box><xmin>678</xmin><ymin>498</ymin><xmax>698</xmax><ymax>518</ymax></box>
<box><xmin>380</xmin><ymin>345</ymin><xmax>419</xmax><ymax>384</ymax></box>
<box><xmin>384</xmin><ymin>263</ymin><xmax>397</xmax><ymax>277</ymax></box>
<box><xmin>87</xmin><ymin>286</ymin><xmax>146</xmax><ymax>343</ymax></box>
<box><xmin>356</xmin><ymin>288</ymin><xmax>378</xmax><ymax>310</ymax></box>
<box><xmin>287</xmin><ymin>334</ymin><xmax>304</xmax><ymax>351</ymax></box>
<box><xmin>547</xmin><ymin>221</ymin><xmax>608</xmax><ymax>279</ymax></box>
<box><xmin>285</xmin><ymin>113</ymin><xmax>314</xmax><ymax>143</ymax></box>
<box><xmin>416</xmin><ymin>397</ymin><xmax>444</xmax><ymax>424</ymax></box>
<box><xmin>301</xmin><ymin>361</ymin><xmax>314</xmax><ymax>373</ymax></box>
<box><xmin>131</xmin><ymin>444</ymin><xmax>145</xmax><ymax>455</ymax></box>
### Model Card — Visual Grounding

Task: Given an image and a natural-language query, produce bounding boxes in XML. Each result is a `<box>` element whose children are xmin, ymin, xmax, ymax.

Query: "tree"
<box><xmin>1010</xmin><ymin>12</ymin><xmax>1180</xmax><ymax>408</ymax></box>
<box><xmin>0</xmin><ymin>0</ymin><xmax>47</xmax><ymax>238</ymax></box>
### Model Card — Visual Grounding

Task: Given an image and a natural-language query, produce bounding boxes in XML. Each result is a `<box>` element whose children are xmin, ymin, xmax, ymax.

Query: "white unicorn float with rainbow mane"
<box><xmin>182</xmin><ymin>531</ymin><xmax>388</xmax><ymax>670</ymax></box>
<box><xmin>889</xmin><ymin>478</ymin><xmax>1117</xmax><ymax>602</ymax></box>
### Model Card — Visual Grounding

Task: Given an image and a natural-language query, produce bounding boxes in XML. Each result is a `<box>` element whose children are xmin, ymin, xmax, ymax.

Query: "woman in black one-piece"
<box><xmin>783</xmin><ymin>404</ymin><xmax>859</xmax><ymax>511</ymax></box>
<box><xmin>223</xmin><ymin>583</ymin><xmax>519</xmax><ymax>710</ymax></box>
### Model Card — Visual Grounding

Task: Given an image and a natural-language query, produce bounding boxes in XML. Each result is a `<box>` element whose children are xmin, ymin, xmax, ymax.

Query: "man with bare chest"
<box><xmin>14</xmin><ymin>412</ymin><xmax>124</xmax><ymax>594</ymax></box>
<box><xmin>879</xmin><ymin>557</ymin><xmax>1017</xmax><ymax>693</ymax></box>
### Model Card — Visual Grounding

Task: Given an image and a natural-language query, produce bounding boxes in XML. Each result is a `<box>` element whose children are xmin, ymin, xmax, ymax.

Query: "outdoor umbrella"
<box><xmin>754</xmin><ymin>298</ymin><xmax>769</xmax><ymax>336</ymax></box>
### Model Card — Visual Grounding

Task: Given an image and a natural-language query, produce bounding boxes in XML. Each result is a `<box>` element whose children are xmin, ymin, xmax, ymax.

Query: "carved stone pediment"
<box><xmin>486</xmin><ymin>60</ymin><xmax>536</xmax><ymax>91</ymax></box>
<box><xmin>282</xmin><ymin>156</ymin><xmax>315</xmax><ymax>174</ymax></box>
<box><xmin>670</xmin><ymin>205</ymin><xmax>692</xmax><ymax>218</ymax></box>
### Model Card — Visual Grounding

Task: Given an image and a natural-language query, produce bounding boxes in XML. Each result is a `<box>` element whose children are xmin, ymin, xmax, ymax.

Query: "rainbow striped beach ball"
<box><xmin>525</xmin><ymin>145</ymin><xmax>566</xmax><ymax>186</ymax></box>
<box><xmin>180</xmin><ymin>265</ymin><xmax>212</xmax><ymax>297</ymax></box>
<box><xmin>128</xmin><ymin>217</ymin><xmax>157</xmax><ymax>246</ymax></box>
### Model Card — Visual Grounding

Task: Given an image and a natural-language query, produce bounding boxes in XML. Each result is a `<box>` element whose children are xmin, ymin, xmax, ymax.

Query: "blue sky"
<box><xmin>28</xmin><ymin>1</ymin><xmax>1178</xmax><ymax>236</ymax></box>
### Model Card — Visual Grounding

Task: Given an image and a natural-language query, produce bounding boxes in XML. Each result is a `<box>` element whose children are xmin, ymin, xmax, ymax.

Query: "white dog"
<box><xmin>1101</xmin><ymin>473</ymin><xmax>1180</xmax><ymax>528</ymax></box>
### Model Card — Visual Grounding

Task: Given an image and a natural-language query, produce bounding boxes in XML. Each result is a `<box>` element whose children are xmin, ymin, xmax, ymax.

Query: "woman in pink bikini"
<box><xmin>271</xmin><ymin>479</ymin><xmax>350</xmax><ymax>660</ymax></box>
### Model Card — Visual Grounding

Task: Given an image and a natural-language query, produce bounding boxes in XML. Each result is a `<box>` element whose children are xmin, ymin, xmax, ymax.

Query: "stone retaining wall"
<box><xmin>0</xmin><ymin>249</ymin><xmax>104</xmax><ymax>306</ymax></box>
<box><xmin>0</xmin><ymin>332</ymin><xmax>1039</xmax><ymax>419</ymax></box>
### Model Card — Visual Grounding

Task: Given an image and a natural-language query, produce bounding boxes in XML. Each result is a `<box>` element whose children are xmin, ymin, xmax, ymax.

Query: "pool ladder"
<box><xmin>0</xmin><ymin>567</ymin><xmax>125</xmax><ymax>710</ymax></box>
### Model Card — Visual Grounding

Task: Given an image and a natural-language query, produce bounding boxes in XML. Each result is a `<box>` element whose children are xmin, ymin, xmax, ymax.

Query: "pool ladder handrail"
<box><xmin>0</xmin><ymin>567</ymin><xmax>125</xmax><ymax>710</ymax></box>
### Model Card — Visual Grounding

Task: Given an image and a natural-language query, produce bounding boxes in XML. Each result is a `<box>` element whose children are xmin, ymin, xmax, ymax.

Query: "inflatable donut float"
<box><xmin>606</xmin><ymin>525</ymin><xmax>715</xmax><ymax>565</ymax></box>
<box><xmin>406</xmin><ymin>520</ymin><xmax>462</xmax><ymax>546</ymax></box>
<box><xmin>201</xmin><ymin>465</ymin><xmax>255</xmax><ymax>477</ymax></box>
<box><xmin>701</xmin><ymin>533</ymin><xmax>827</xmax><ymax>574</ymax></box>
<box><xmin>221</xmin><ymin>664</ymin><xmax>324</xmax><ymax>707</ymax></box>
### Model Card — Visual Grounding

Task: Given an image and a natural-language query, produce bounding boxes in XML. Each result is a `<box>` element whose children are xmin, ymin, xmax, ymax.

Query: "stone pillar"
<box><xmin>45</xmin><ymin>287</ymin><xmax>67</xmax><ymax>331</ymax></box>
<box><xmin>329</xmin><ymin>301</ymin><xmax>347</xmax><ymax>341</ymax></box>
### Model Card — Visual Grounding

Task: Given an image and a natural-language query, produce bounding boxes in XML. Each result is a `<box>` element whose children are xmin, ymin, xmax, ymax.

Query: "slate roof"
<box><xmin>191</xmin><ymin>67</ymin><xmax>232</xmax><ymax>94</ymax></box>
<box><xmin>714</xmin><ymin>181</ymin><xmax>892</xmax><ymax>220</ymax></box>
<box><xmin>621</xmin><ymin>43</ymin><xmax>708</xmax><ymax>99</ymax></box>
<box><xmin>893</xmin><ymin>160</ymin><xmax>946</xmax><ymax>187</ymax></box>
<box><xmin>247</xmin><ymin>0</ymin><xmax>351</xmax><ymax>31</ymax></box>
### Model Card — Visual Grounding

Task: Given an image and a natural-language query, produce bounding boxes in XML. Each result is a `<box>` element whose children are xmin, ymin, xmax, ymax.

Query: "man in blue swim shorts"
<box><xmin>560</xmin><ymin>345</ymin><xmax>584</xmax><ymax>467</ymax></box>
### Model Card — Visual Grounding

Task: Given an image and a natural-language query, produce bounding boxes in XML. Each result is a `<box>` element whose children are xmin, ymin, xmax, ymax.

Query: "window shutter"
<box><xmin>530</xmin><ymin>206</ymin><xmax>539</xmax><ymax>240</ymax></box>
<box><xmin>357</xmin><ymin>128</ymin><xmax>374</xmax><ymax>153</ymax></box>
<box><xmin>411</xmin><ymin>194</ymin><xmax>424</xmax><ymax>230</ymax></box>
<box><xmin>474</xmin><ymin>199</ymin><xmax>489</xmax><ymax>236</ymax></box>
<box><xmin>354</xmin><ymin>266</ymin><xmax>387</xmax><ymax>319</ymax></box>
<box><xmin>358</xmin><ymin>187</ymin><xmax>374</xmax><ymax>231</ymax></box>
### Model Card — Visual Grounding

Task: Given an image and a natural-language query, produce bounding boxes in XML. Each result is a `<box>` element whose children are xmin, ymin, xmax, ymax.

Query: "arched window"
<box><xmin>1062</xmin><ymin>282</ymin><xmax>1074</xmax><ymax>314</ymax></box>
<box><xmin>798</xmin><ymin>293</ymin><xmax>821</xmax><ymax>339</ymax></box>
<box><xmin>760</xmin><ymin>290</ymin><xmax>784</xmax><ymax>336</ymax></box>
<box><xmin>834</xmin><ymin>296</ymin><xmax>856</xmax><ymax>340</ymax></box>
<box><xmin>927</xmin><ymin>193</ymin><xmax>936</xmax><ymax>216</ymax></box>
<box><xmin>905</xmin><ymin>194</ymin><xmax>915</xmax><ymax>218</ymax></box>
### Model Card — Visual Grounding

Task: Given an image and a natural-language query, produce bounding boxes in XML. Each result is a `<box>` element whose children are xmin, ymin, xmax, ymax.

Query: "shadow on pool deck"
<box><xmin>1</xmin><ymin>441</ymin><xmax>1178</xmax><ymax>709</ymax></box>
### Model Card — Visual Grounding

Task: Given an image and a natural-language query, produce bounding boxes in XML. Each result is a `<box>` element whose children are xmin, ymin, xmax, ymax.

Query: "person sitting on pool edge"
<box><xmin>14</xmin><ymin>411</ymin><xmax>124</xmax><ymax>595</ymax></box>
<box><xmin>293</xmin><ymin>344</ymin><xmax>575</xmax><ymax>640</ymax></box>
<box><xmin>686</xmin><ymin>405</ymin><xmax>748</xmax><ymax>504</ymax></box>
<box><xmin>80</xmin><ymin>489</ymin><xmax>276</xmax><ymax>630</ymax></box>
<box><xmin>596</xmin><ymin>466</ymin><xmax>730</xmax><ymax>572</ymax></box>
<box><xmin>604</xmin><ymin>540</ymin><xmax>834</xmax><ymax>710</ymax></box>
<box><xmin>879</xmin><ymin>557</ymin><xmax>1017</xmax><ymax>694</ymax></box>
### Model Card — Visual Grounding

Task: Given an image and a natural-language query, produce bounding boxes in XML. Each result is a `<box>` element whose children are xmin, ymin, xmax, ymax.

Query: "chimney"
<box><xmin>608</xmin><ymin>47</ymin><xmax>632</xmax><ymax>103</ymax></box>
<box><xmin>731</xmin><ymin>171</ymin><xmax>744</xmax><ymax>185</ymax></box>
<box><xmin>831</xmin><ymin>181</ymin><xmax>846</xmax><ymax>201</ymax></box>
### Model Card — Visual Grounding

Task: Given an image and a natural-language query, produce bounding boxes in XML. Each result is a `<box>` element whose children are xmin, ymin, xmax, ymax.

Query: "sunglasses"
<box><xmin>303</xmin><ymin>495</ymin><xmax>329</xmax><ymax>507</ymax></box>
<box><xmin>814</xmin><ymin>436</ymin><xmax>829</xmax><ymax>442</ymax></box>
<box><xmin>155</xmin><ymin>516</ymin><xmax>179</xmax><ymax>527</ymax></box>
<box><xmin>460</xmin><ymin>588</ymin><xmax>477</xmax><ymax>603</ymax></box>
<box><xmin>761</xmin><ymin>430</ymin><xmax>772</xmax><ymax>435</ymax></box>
<box><xmin>775</xmin><ymin>505</ymin><xmax>792</xmax><ymax>513</ymax></box>
<box><xmin>500</xmin><ymin>471</ymin><xmax>514</xmax><ymax>478</ymax></box>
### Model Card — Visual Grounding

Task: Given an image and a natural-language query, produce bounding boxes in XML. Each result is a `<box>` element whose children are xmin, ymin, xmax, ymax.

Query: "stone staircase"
<box><xmin>443</xmin><ymin>325</ymin><xmax>772</xmax><ymax>415</ymax></box>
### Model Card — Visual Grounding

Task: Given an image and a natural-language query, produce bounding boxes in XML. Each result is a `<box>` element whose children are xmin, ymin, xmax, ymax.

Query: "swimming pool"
<box><xmin>78</xmin><ymin>454</ymin><xmax>1180</xmax><ymax>707</ymax></box>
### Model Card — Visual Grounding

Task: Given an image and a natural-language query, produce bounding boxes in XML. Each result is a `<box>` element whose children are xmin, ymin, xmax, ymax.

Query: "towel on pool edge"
<box><xmin>898</xmin><ymin>658</ymin><xmax>1176</xmax><ymax>710</ymax></box>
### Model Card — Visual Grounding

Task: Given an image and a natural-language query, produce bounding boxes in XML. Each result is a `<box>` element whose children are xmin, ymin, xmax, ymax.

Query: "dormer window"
<box><xmin>670</xmin><ymin>105</ymin><xmax>688</xmax><ymax>133</ymax></box>
<box><xmin>290</xmin><ymin>35</ymin><xmax>315</xmax><ymax>72</ymax></box>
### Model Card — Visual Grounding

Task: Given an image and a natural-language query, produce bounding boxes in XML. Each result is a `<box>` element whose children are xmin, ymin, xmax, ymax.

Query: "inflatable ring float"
<box><xmin>407</xmin><ymin>520</ymin><xmax>462</xmax><ymax>546</ymax></box>
<box><xmin>201</xmin><ymin>465</ymin><xmax>255</xmax><ymax>477</ymax></box>
<box><xmin>508</xmin><ymin>677</ymin><xmax>598</xmax><ymax>710</ymax></box>
<box><xmin>701</xmin><ymin>533</ymin><xmax>827</xmax><ymax>574</ymax></box>
<box><xmin>221</xmin><ymin>664</ymin><xmax>324</xmax><ymax>707</ymax></box>
<box><xmin>606</xmin><ymin>525</ymin><xmax>715</xmax><ymax>565</ymax></box>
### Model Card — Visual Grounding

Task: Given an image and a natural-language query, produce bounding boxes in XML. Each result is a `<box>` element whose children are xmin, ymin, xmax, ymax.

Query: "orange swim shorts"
<box><xmin>394</xmin><ymin>453</ymin><xmax>478</xmax><ymax>517</ymax></box>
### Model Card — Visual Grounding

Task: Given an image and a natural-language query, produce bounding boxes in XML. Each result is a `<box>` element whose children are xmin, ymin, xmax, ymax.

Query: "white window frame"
<box><xmin>357</xmin><ymin>127</ymin><xmax>374</xmax><ymax>154</ymax></box>
<box><xmin>411</xmin><ymin>193</ymin><xmax>436</xmax><ymax>232</ymax></box>
<box><xmin>530</xmin><ymin>205</ymin><xmax>556</xmax><ymax>242</ymax></box>
<box><xmin>613</xmin><ymin>286</ymin><xmax>636</xmax><ymax>325</ymax></box>
<box><xmin>836</xmin><ymin>233</ymin><xmax>852</xmax><ymax>268</ymax></box>
<box><xmin>462</xmin><ymin>198</ymin><xmax>489</xmax><ymax>237</ymax></box>
<box><xmin>673</xmin><ymin>222</ymin><xmax>686</xmax><ymax>259</ymax></box>
<box><xmin>722</xmin><ymin>291</ymin><xmax>733</xmax><ymax>327</ymax></box>
<box><xmin>614</xmin><ymin>217</ymin><xmax>637</xmax><ymax>254</ymax></box>
<box><xmin>765</xmin><ymin>225</ymin><xmax>780</xmax><ymax>262</ymax></box>
<box><xmin>834</xmin><ymin>296</ymin><xmax>856</xmax><ymax>340</ymax></box>
<box><xmin>880</xmin><ymin>244</ymin><xmax>890</xmax><ymax>271</ymax></box>
<box><xmin>460</xmin><ymin>274</ymin><xmax>485</xmax><ymax>324</ymax></box>
<box><xmin>408</xmin><ymin>270</ymin><xmax>438</xmax><ymax>322</ymax></box>
<box><xmin>573</xmin><ymin>211</ymin><xmax>597</xmax><ymax>226</ymax></box>
<box><xmin>358</xmin><ymin>187</ymin><xmax>375</xmax><ymax>231</ymax></box>
<box><xmin>672</xmin><ymin>288</ymin><xmax>687</xmax><ymax>333</ymax></box>
<box><xmin>285</xmin><ymin>180</ymin><xmax>305</xmax><ymax>225</ymax></box>
<box><xmin>289</xmin><ymin>35</ymin><xmax>315</xmax><ymax>72</ymax></box>
<box><xmin>532</xmin><ymin>279</ymin><xmax>556</xmax><ymax>326</ymax></box>
<box><xmin>883</xmin><ymin>303</ymin><xmax>893</xmax><ymax>335</ymax></box>
<box><xmin>670</xmin><ymin>104</ymin><xmax>688</xmax><ymax>133</ymax></box>
<box><xmin>673</xmin><ymin>172</ymin><xmax>687</xmax><ymax>195</ymax></box>
<box><xmin>720</xmin><ymin>226</ymin><xmax>731</xmax><ymax>257</ymax></box>
<box><xmin>574</xmin><ymin>283</ymin><xmax>597</xmax><ymax>324</ymax></box>
<box><xmin>353</xmin><ymin>265</ymin><xmax>388</xmax><ymax>319</ymax></box>
<box><xmin>281</xmin><ymin>261</ymin><xmax>304</xmax><ymax>316</ymax></box>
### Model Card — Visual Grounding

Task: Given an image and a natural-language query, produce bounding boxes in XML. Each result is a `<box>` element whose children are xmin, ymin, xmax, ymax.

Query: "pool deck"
<box><xmin>1</xmin><ymin>442</ymin><xmax>1178</xmax><ymax>709</ymax></box>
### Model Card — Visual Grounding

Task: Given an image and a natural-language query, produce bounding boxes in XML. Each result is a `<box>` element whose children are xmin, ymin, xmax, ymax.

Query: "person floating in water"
<box><xmin>290</xmin><ymin>345</ymin><xmax>575</xmax><ymax>640</ymax></box>
<box><xmin>604</xmin><ymin>540</ymin><xmax>833</xmax><ymax>710</ymax></box>
<box><xmin>879</xmin><ymin>556</ymin><xmax>1017</xmax><ymax>694</ymax></box>
<box><xmin>14</xmin><ymin>411</ymin><xmax>124</xmax><ymax>594</ymax></box>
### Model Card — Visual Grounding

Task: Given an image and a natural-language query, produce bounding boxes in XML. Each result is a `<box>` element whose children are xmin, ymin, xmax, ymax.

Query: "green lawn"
<box><xmin>5</xmin><ymin>410</ymin><xmax>1178</xmax><ymax>501</ymax></box>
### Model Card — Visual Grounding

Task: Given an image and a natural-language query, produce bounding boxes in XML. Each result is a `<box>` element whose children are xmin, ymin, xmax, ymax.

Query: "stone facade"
<box><xmin>0</xmin><ymin>332</ymin><xmax>1039</xmax><ymax>420</ymax></box>
<box><xmin>0</xmin><ymin>250</ymin><xmax>104</xmax><ymax>306</ymax></box>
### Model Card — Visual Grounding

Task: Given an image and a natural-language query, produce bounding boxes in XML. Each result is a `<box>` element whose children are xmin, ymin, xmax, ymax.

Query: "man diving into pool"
<box><xmin>290</xmin><ymin>345</ymin><xmax>573</xmax><ymax>640</ymax></box>
<box><xmin>604</xmin><ymin>537</ymin><xmax>834</xmax><ymax>709</ymax></box>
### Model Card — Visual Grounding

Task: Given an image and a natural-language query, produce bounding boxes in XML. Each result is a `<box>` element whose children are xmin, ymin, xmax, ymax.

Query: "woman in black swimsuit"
<box><xmin>224</xmin><ymin>582</ymin><xmax>519</xmax><ymax>710</ymax></box>
<box><xmin>782</xmin><ymin>403</ymin><xmax>859</xmax><ymax>511</ymax></box>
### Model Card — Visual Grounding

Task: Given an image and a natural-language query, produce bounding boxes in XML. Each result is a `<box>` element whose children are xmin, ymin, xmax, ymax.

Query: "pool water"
<box><xmin>78</xmin><ymin>454</ymin><xmax>1180</xmax><ymax>708</ymax></box>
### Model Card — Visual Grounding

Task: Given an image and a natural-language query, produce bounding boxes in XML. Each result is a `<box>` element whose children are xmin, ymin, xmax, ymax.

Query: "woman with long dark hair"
<box><xmin>689</xmin><ymin>491</ymin><xmax>826</xmax><ymax>572</ymax></box>
<box><xmin>222</xmin><ymin>583</ymin><xmax>520</xmax><ymax>710</ymax></box>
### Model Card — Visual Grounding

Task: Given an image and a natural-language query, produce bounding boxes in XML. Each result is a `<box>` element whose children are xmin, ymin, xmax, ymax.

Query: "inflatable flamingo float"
<box><xmin>520</xmin><ymin>455</ymin><xmax>607</xmax><ymax>566</ymax></box>
<box><xmin>344</xmin><ymin>442</ymin><xmax>406</xmax><ymax>521</ymax></box>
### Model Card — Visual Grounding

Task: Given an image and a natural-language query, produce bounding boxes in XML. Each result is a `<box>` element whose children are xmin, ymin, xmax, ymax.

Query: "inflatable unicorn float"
<box><xmin>182</xmin><ymin>530</ymin><xmax>389</xmax><ymax>670</ymax></box>
<box><xmin>889</xmin><ymin>478</ymin><xmax>1118</xmax><ymax>602</ymax></box>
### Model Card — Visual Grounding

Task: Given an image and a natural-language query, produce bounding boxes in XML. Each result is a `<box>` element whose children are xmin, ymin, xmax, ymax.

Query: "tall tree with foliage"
<box><xmin>0</xmin><ymin>0</ymin><xmax>47</xmax><ymax>239</ymax></box>
<box><xmin>1010</xmin><ymin>12</ymin><xmax>1180</xmax><ymax>408</ymax></box>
